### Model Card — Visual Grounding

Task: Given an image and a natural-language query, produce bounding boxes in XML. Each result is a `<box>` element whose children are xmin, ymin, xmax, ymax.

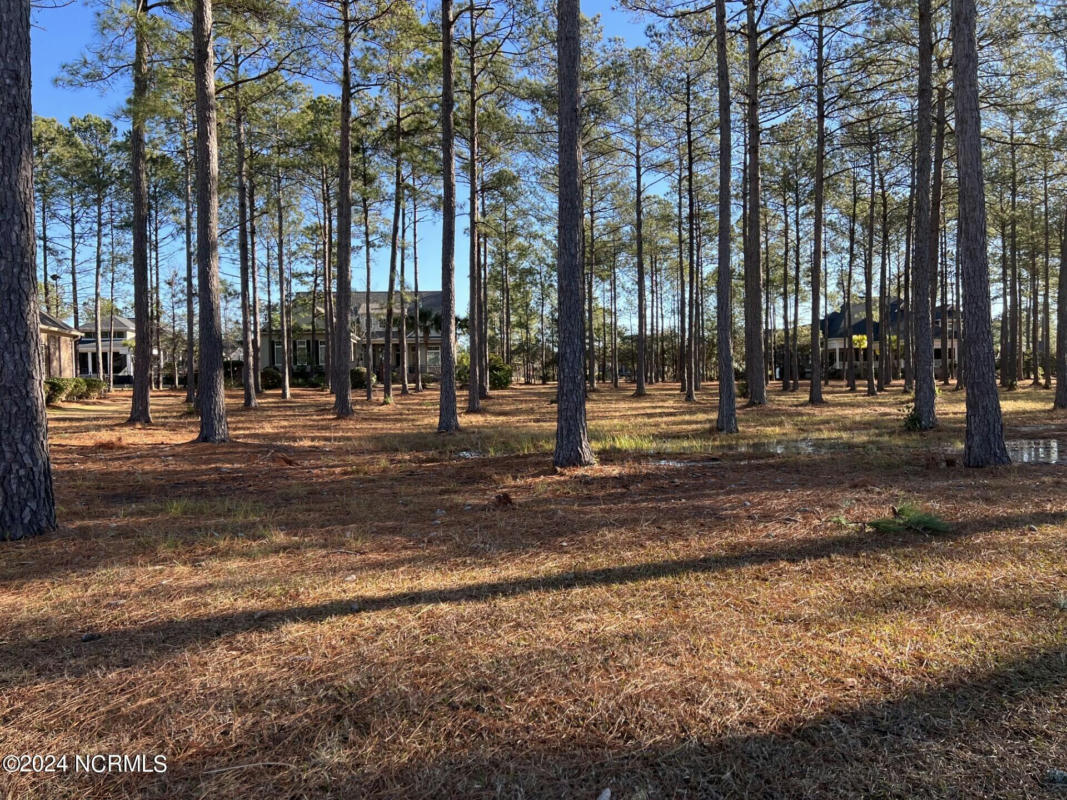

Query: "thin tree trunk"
<box><xmin>865</xmin><ymin>136</ymin><xmax>877</xmax><ymax>396</ymax></box>
<box><xmin>384</xmin><ymin>103</ymin><xmax>403</xmax><ymax>403</ymax></box>
<box><xmin>743</xmin><ymin>0</ymin><xmax>766</xmax><ymax>405</ymax></box>
<box><xmin>277</xmin><ymin>173</ymin><xmax>291</xmax><ymax>400</ymax></box>
<box><xmin>809</xmin><ymin>16</ymin><xmax>826</xmax><ymax>404</ymax></box>
<box><xmin>183</xmin><ymin>120</ymin><xmax>196</xmax><ymax>404</ymax></box>
<box><xmin>233</xmin><ymin>50</ymin><xmax>256</xmax><ymax>409</ymax></box>
<box><xmin>634</xmin><ymin>118</ymin><xmax>647</xmax><ymax>397</ymax></box>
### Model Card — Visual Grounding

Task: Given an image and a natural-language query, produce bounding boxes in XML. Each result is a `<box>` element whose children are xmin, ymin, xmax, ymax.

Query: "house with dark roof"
<box><xmin>76</xmin><ymin>315</ymin><xmax>139</xmax><ymax>380</ymax></box>
<box><xmin>258</xmin><ymin>290</ymin><xmax>443</xmax><ymax>377</ymax></box>
<box><xmin>39</xmin><ymin>311</ymin><xmax>79</xmax><ymax>379</ymax></box>
<box><xmin>820</xmin><ymin>299</ymin><xmax>959</xmax><ymax>377</ymax></box>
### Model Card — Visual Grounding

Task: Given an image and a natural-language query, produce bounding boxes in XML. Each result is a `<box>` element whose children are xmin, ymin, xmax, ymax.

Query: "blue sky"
<box><xmin>30</xmin><ymin>0</ymin><xmax>647</xmax><ymax>320</ymax></box>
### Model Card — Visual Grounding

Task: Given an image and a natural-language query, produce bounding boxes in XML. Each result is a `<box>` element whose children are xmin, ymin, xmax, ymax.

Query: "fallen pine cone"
<box><xmin>492</xmin><ymin>492</ymin><xmax>515</xmax><ymax>507</ymax></box>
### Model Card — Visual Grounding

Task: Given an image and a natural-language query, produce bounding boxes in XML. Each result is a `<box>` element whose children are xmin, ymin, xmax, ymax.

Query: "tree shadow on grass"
<box><xmin>144</xmin><ymin>643</ymin><xmax>1067</xmax><ymax>799</ymax></box>
<box><xmin>0</xmin><ymin>524</ymin><xmax>977</xmax><ymax>689</ymax></box>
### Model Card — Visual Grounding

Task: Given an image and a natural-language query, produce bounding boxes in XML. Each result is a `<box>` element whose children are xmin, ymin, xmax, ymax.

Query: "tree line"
<box><xmin>1</xmin><ymin>0</ymin><xmax>1054</xmax><ymax>539</ymax></box>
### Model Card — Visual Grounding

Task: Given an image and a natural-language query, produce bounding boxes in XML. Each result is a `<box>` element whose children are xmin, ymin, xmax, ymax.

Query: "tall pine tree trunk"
<box><xmin>809</xmin><ymin>16</ymin><xmax>825</xmax><ymax>404</ymax></box>
<box><xmin>716</xmin><ymin>0</ymin><xmax>738</xmax><ymax>433</ymax></box>
<box><xmin>334</xmin><ymin>0</ymin><xmax>354</xmax><ymax>416</ymax></box>
<box><xmin>0</xmin><ymin>0</ymin><xmax>56</xmax><ymax>539</ymax></box>
<box><xmin>437</xmin><ymin>0</ymin><xmax>460</xmax><ymax>431</ymax></box>
<box><xmin>128</xmin><ymin>0</ymin><xmax>152</xmax><ymax>423</ymax></box>
<box><xmin>193</xmin><ymin>0</ymin><xmax>229</xmax><ymax>442</ymax></box>
<box><xmin>554</xmin><ymin>0</ymin><xmax>594</xmax><ymax>467</ymax></box>
<box><xmin>743</xmin><ymin>0</ymin><xmax>766</xmax><ymax>405</ymax></box>
<box><xmin>952</xmin><ymin>0</ymin><xmax>1008</xmax><ymax>466</ymax></box>
<box><xmin>233</xmin><ymin>51</ymin><xmax>256</xmax><ymax>410</ymax></box>
<box><xmin>911</xmin><ymin>0</ymin><xmax>937</xmax><ymax>428</ymax></box>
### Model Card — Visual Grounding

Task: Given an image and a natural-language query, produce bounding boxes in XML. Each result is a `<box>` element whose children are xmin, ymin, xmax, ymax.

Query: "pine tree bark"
<box><xmin>384</xmin><ymin>106</ymin><xmax>403</xmax><ymax>403</ymax></box>
<box><xmin>183</xmin><ymin>122</ymin><xmax>196</xmax><ymax>404</ymax></box>
<box><xmin>554</xmin><ymin>0</ymin><xmax>594</xmax><ymax>467</ymax></box>
<box><xmin>193</xmin><ymin>0</ymin><xmax>229</xmax><ymax>442</ymax></box>
<box><xmin>334</xmin><ymin>0</ymin><xmax>354</xmax><ymax>416</ymax></box>
<box><xmin>233</xmin><ymin>51</ymin><xmax>256</xmax><ymax>410</ymax></box>
<box><xmin>128</xmin><ymin>0</ymin><xmax>152</xmax><ymax>424</ymax></box>
<box><xmin>953</xmin><ymin>0</ymin><xmax>1008</xmax><ymax>466</ymax></box>
<box><xmin>437</xmin><ymin>0</ymin><xmax>460</xmax><ymax>431</ymax></box>
<box><xmin>0</xmin><ymin>0</ymin><xmax>56</xmax><ymax>540</ymax></box>
<box><xmin>809</xmin><ymin>16</ymin><xmax>825</xmax><ymax>404</ymax></box>
<box><xmin>743</xmin><ymin>0</ymin><xmax>766</xmax><ymax>405</ymax></box>
<box><xmin>633</xmin><ymin>119</ymin><xmax>647</xmax><ymax>397</ymax></box>
<box><xmin>911</xmin><ymin>0</ymin><xmax>937</xmax><ymax>428</ymax></box>
<box><xmin>715</xmin><ymin>0</ymin><xmax>738</xmax><ymax>433</ymax></box>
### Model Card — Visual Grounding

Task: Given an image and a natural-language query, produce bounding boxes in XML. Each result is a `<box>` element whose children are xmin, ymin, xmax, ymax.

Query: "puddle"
<box><xmin>453</xmin><ymin>450</ymin><xmax>485</xmax><ymax>460</ymax></box>
<box><xmin>653</xmin><ymin>459</ymin><xmax>721</xmax><ymax>468</ymax></box>
<box><xmin>1005</xmin><ymin>439</ymin><xmax>1067</xmax><ymax>465</ymax></box>
<box><xmin>735</xmin><ymin>439</ymin><xmax>827</xmax><ymax>456</ymax></box>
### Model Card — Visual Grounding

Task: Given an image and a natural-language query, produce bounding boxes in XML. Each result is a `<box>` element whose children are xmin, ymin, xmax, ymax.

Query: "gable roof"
<box><xmin>78</xmin><ymin>315</ymin><xmax>136</xmax><ymax>333</ymax></box>
<box><xmin>39</xmin><ymin>310</ymin><xmax>78</xmax><ymax>334</ymax></box>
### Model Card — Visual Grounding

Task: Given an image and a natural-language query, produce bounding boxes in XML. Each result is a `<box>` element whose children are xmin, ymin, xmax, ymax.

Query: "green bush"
<box><xmin>902</xmin><ymin>404</ymin><xmax>923</xmax><ymax>431</ymax></box>
<box><xmin>488</xmin><ymin>355</ymin><xmax>512</xmax><ymax>390</ymax></box>
<box><xmin>82</xmin><ymin>377</ymin><xmax>107</xmax><ymax>399</ymax></box>
<box><xmin>44</xmin><ymin>378</ymin><xmax>69</xmax><ymax>405</ymax></box>
<box><xmin>350</xmin><ymin>367</ymin><xmax>376</xmax><ymax>389</ymax></box>
<box><xmin>420</xmin><ymin>372</ymin><xmax>438</xmax><ymax>386</ymax></box>
<box><xmin>65</xmin><ymin>377</ymin><xmax>89</xmax><ymax>401</ymax></box>
<box><xmin>261</xmin><ymin>367</ymin><xmax>283</xmax><ymax>390</ymax></box>
<box><xmin>870</xmin><ymin>502</ymin><xmax>952</xmax><ymax>535</ymax></box>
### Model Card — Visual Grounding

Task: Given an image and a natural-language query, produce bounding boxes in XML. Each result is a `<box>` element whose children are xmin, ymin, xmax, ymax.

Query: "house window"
<box><xmin>295</xmin><ymin>340</ymin><xmax>309</xmax><ymax>366</ymax></box>
<box><xmin>272</xmin><ymin>341</ymin><xmax>283</xmax><ymax>367</ymax></box>
<box><xmin>426</xmin><ymin>345</ymin><xmax>441</xmax><ymax>368</ymax></box>
<box><xmin>318</xmin><ymin>341</ymin><xmax>326</xmax><ymax>365</ymax></box>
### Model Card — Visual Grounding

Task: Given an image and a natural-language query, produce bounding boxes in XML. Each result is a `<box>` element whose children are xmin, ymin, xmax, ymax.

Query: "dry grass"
<box><xmin>2</xmin><ymin>381</ymin><xmax>1066</xmax><ymax>799</ymax></box>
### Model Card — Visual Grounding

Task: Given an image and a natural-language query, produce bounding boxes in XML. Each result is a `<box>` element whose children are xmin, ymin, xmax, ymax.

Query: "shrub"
<box><xmin>65</xmin><ymin>377</ymin><xmax>89</xmax><ymax>401</ymax></box>
<box><xmin>44</xmin><ymin>378</ymin><xmax>69</xmax><ymax>405</ymax></box>
<box><xmin>82</xmin><ymin>377</ymin><xmax>107</xmax><ymax>399</ymax></box>
<box><xmin>902</xmin><ymin>404</ymin><xmax>923</xmax><ymax>431</ymax></box>
<box><xmin>261</xmin><ymin>367</ymin><xmax>283</xmax><ymax>390</ymax></box>
<box><xmin>488</xmin><ymin>355</ymin><xmax>512</xmax><ymax>390</ymax></box>
<box><xmin>350</xmin><ymin>367</ymin><xmax>376</xmax><ymax>389</ymax></box>
<box><xmin>870</xmin><ymin>502</ymin><xmax>952</xmax><ymax>535</ymax></box>
<box><xmin>420</xmin><ymin>372</ymin><xmax>438</xmax><ymax>386</ymax></box>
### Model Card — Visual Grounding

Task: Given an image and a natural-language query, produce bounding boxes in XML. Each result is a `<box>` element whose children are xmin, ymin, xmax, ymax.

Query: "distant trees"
<box><xmin>1</xmin><ymin>0</ymin><xmax>55</xmax><ymax>540</ymax></box>
<box><xmin>18</xmin><ymin>0</ymin><xmax>1067</xmax><ymax>470</ymax></box>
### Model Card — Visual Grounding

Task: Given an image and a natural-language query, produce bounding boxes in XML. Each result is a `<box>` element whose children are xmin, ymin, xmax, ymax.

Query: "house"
<box><xmin>76</xmin><ymin>315</ymin><xmax>138</xmax><ymax>381</ymax></box>
<box><xmin>354</xmin><ymin>291</ymin><xmax>443</xmax><ymax>377</ymax></box>
<box><xmin>39</xmin><ymin>311</ymin><xmax>79</xmax><ymax>379</ymax></box>
<box><xmin>820</xmin><ymin>299</ymin><xmax>959</xmax><ymax>377</ymax></box>
<box><xmin>258</xmin><ymin>290</ymin><xmax>443</xmax><ymax>377</ymax></box>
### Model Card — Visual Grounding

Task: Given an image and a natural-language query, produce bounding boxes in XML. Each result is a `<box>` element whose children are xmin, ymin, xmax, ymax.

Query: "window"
<box><xmin>272</xmin><ymin>342</ymin><xmax>282</xmax><ymax>367</ymax></box>
<box><xmin>426</xmin><ymin>345</ymin><xmax>441</xmax><ymax>367</ymax></box>
<box><xmin>318</xmin><ymin>341</ymin><xmax>326</xmax><ymax>365</ymax></box>
<box><xmin>295</xmin><ymin>340</ymin><xmax>309</xmax><ymax>366</ymax></box>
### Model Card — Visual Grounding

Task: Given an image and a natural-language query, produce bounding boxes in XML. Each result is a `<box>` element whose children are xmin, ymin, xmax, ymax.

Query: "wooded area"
<box><xmin>2</xmin><ymin>0</ymin><xmax>1067</xmax><ymax>796</ymax></box>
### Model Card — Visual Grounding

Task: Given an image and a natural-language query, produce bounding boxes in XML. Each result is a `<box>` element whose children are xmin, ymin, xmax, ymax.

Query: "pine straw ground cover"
<box><xmin>1</xmin><ymin>383</ymin><xmax>1065</xmax><ymax>799</ymax></box>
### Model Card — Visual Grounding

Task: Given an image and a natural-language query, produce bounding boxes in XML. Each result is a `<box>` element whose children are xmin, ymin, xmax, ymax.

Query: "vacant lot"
<box><xmin>2</xmin><ymin>382</ymin><xmax>1065</xmax><ymax>799</ymax></box>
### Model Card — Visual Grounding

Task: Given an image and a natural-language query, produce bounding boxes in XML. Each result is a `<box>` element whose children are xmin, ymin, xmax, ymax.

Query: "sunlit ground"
<box><xmin>2</xmin><ymin>381</ymin><xmax>1065</xmax><ymax>798</ymax></box>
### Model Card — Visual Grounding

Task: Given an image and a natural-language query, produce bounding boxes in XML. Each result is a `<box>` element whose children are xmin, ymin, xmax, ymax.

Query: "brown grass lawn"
<box><xmin>2</xmin><ymin>382</ymin><xmax>1066</xmax><ymax>799</ymax></box>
